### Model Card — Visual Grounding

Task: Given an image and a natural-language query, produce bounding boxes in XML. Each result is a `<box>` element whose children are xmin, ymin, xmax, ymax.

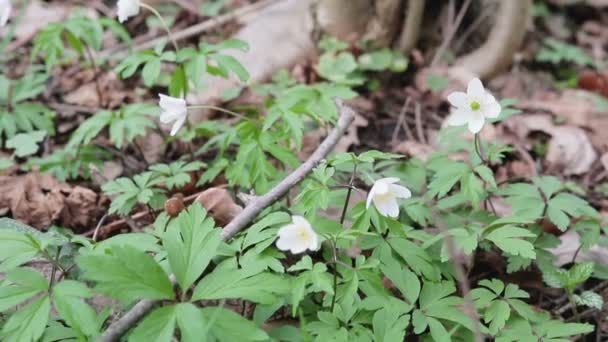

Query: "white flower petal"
<box><xmin>292</xmin><ymin>215</ymin><xmax>309</xmax><ymax>228</ymax></box>
<box><xmin>467</xmin><ymin>113</ymin><xmax>485</xmax><ymax>134</ymax></box>
<box><xmin>447</xmin><ymin>109</ymin><xmax>470</xmax><ymax>126</ymax></box>
<box><xmin>117</xmin><ymin>0</ymin><xmax>140</xmax><ymax>23</ymax></box>
<box><xmin>366</xmin><ymin>185</ymin><xmax>376</xmax><ymax>209</ymax></box>
<box><xmin>373</xmin><ymin>197</ymin><xmax>399</xmax><ymax>218</ymax></box>
<box><xmin>377</xmin><ymin>177</ymin><xmax>400</xmax><ymax>184</ymax></box>
<box><xmin>467</xmin><ymin>78</ymin><xmax>485</xmax><ymax>99</ymax></box>
<box><xmin>159</xmin><ymin>110</ymin><xmax>182</xmax><ymax>123</ymax></box>
<box><xmin>159</xmin><ymin>94</ymin><xmax>186</xmax><ymax>110</ymax></box>
<box><xmin>447</xmin><ymin>91</ymin><xmax>467</xmax><ymax>108</ymax></box>
<box><xmin>483</xmin><ymin>94</ymin><xmax>501</xmax><ymax>118</ymax></box>
<box><xmin>170</xmin><ymin>116</ymin><xmax>186</xmax><ymax>136</ymax></box>
<box><xmin>0</xmin><ymin>0</ymin><xmax>11</xmax><ymax>27</ymax></box>
<box><xmin>275</xmin><ymin>216</ymin><xmax>319</xmax><ymax>254</ymax></box>
<box><xmin>390</xmin><ymin>184</ymin><xmax>411</xmax><ymax>199</ymax></box>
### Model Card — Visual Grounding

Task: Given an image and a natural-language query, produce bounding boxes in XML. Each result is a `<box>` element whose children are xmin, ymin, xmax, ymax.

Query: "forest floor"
<box><xmin>1</xmin><ymin>0</ymin><xmax>608</xmax><ymax>340</ymax></box>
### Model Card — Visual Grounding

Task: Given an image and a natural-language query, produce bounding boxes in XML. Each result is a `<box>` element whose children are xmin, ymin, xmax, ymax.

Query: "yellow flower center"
<box><xmin>297</xmin><ymin>228</ymin><xmax>311</xmax><ymax>242</ymax></box>
<box><xmin>470</xmin><ymin>101</ymin><xmax>481</xmax><ymax>111</ymax></box>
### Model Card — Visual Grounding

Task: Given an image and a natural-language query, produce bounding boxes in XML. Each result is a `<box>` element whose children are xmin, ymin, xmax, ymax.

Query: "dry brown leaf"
<box><xmin>393</xmin><ymin>140</ymin><xmax>434</xmax><ymax>162</ymax></box>
<box><xmin>504</xmin><ymin>114</ymin><xmax>597</xmax><ymax>175</ymax></box>
<box><xmin>0</xmin><ymin>174</ymin><xmax>99</xmax><ymax>230</ymax></box>
<box><xmin>2</xmin><ymin>1</ymin><xmax>72</xmax><ymax>41</ymax></box>
<box><xmin>601</xmin><ymin>153</ymin><xmax>608</xmax><ymax>171</ymax></box>
<box><xmin>549</xmin><ymin>230</ymin><xmax>608</xmax><ymax>267</ymax></box>
<box><xmin>195</xmin><ymin>187</ymin><xmax>243</xmax><ymax>227</ymax></box>
<box><xmin>334</xmin><ymin>111</ymin><xmax>369</xmax><ymax>153</ymax></box>
<box><xmin>60</xmin><ymin>186</ymin><xmax>99</xmax><ymax>230</ymax></box>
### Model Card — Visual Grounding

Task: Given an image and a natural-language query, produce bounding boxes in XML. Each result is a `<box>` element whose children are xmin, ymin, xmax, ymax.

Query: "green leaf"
<box><xmin>566</xmin><ymin>262</ymin><xmax>594</xmax><ymax>289</ymax></box>
<box><xmin>212</xmin><ymin>54</ymin><xmax>250</xmax><ymax>82</ymax></box>
<box><xmin>0</xmin><ymin>295</ymin><xmax>50</xmax><ymax>342</ymax></box>
<box><xmin>128</xmin><ymin>306</ymin><xmax>176</xmax><ymax>342</ymax></box>
<box><xmin>53</xmin><ymin>280</ymin><xmax>99</xmax><ymax>338</ymax></box>
<box><xmin>539</xmin><ymin>321</ymin><xmax>595</xmax><ymax>339</ymax></box>
<box><xmin>175</xmin><ymin>303</ymin><xmax>208</xmax><ymax>342</ymax></box>
<box><xmin>573</xmin><ymin>291</ymin><xmax>603</xmax><ymax>310</ymax></box>
<box><xmin>0</xmin><ymin>228</ymin><xmax>41</xmax><ymax>271</ymax></box>
<box><xmin>0</xmin><ymin>268</ymin><xmax>48</xmax><ymax>311</ymax></box>
<box><xmin>485</xmin><ymin>226</ymin><xmax>536</xmax><ymax>259</ymax></box>
<box><xmin>77</xmin><ymin>245</ymin><xmax>175</xmax><ymax>303</ymax></box>
<box><xmin>142</xmin><ymin>58</ymin><xmax>162</xmax><ymax>86</ymax></box>
<box><xmin>484</xmin><ymin>300</ymin><xmax>510</xmax><ymax>335</ymax></box>
<box><xmin>372</xmin><ymin>307</ymin><xmax>409</xmax><ymax>342</ymax></box>
<box><xmin>192</xmin><ymin>269</ymin><xmax>289</xmax><ymax>304</ymax></box>
<box><xmin>162</xmin><ymin>203</ymin><xmax>222</xmax><ymax>291</ymax></box>
<box><xmin>6</xmin><ymin>131</ymin><xmax>46</xmax><ymax>157</ymax></box>
<box><xmin>201</xmin><ymin>307</ymin><xmax>268</xmax><ymax>341</ymax></box>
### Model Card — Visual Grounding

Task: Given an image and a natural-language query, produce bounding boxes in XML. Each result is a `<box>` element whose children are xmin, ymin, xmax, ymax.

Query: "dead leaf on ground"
<box><xmin>1</xmin><ymin>0</ymin><xmax>72</xmax><ymax>42</ymax></box>
<box><xmin>393</xmin><ymin>140</ymin><xmax>435</xmax><ymax>162</ymax></box>
<box><xmin>195</xmin><ymin>187</ymin><xmax>243</xmax><ymax>227</ymax></box>
<box><xmin>63</xmin><ymin>72</ymin><xmax>133</xmax><ymax>109</ymax></box>
<box><xmin>0</xmin><ymin>173</ymin><xmax>100</xmax><ymax>231</ymax></box>
<box><xmin>504</xmin><ymin>114</ymin><xmax>597</xmax><ymax>175</ymax></box>
<box><xmin>549</xmin><ymin>230</ymin><xmax>608</xmax><ymax>267</ymax></box>
<box><xmin>601</xmin><ymin>153</ymin><xmax>608</xmax><ymax>171</ymax></box>
<box><xmin>334</xmin><ymin>112</ymin><xmax>369</xmax><ymax>153</ymax></box>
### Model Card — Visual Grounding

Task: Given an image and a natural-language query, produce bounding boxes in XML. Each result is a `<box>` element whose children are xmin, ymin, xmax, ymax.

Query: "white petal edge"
<box><xmin>484</xmin><ymin>94</ymin><xmax>501</xmax><ymax>118</ymax></box>
<box><xmin>467</xmin><ymin>113</ymin><xmax>485</xmax><ymax>134</ymax></box>
<box><xmin>366</xmin><ymin>185</ymin><xmax>376</xmax><ymax>209</ymax></box>
<box><xmin>447</xmin><ymin>91</ymin><xmax>467</xmax><ymax>108</ymax></box>
<box><xmin>447</xmin><ymin>109</ymin><xmax>470</xmax><ymax>126</ymax></box>
<box><xmin>377</xmin><ymin>177</ymin><xmax>400</xmax><ymax>184</ymax></box>
<box><xmin>170</xmin><ymin>116</ymin><xmax>187</xmax><ymax>136</ymax></box>
<box><xmin>467</xmin><ymin>78</ymin><xmax>485</xmax><ymax>99</ymax></box>
<box><xmin>374</xmin><ymin>197</ymin><xmax>399</xmax><ymax>218</ymax></box>
<box><xmin>0</xmin><ymin>0</ymin><xmax>10</xmax><ymax>26</ymax></box>
<box><xmin>390</xmin><ymin>184</ymin><xmax>412</xmax><ymax>199</ymax></box>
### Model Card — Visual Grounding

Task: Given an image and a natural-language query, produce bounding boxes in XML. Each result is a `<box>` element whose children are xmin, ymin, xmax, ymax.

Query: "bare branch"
<box><xmin>221</xmin><ymin>100</ymin><xmax>355</xmax><ymax>240</ymax></box>
<box><xmin>96</xmin><ymin>100</ymin><xmax>356</xmax><ymax>342</ymax></box>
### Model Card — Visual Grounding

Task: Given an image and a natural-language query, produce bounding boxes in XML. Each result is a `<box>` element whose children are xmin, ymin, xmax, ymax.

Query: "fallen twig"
<box><xmin>95</xmin><ymin>100</ymin><xmax>355</xmax><ymax>342</ymax></box>
<box><xmin>97</xmin><ymin>0</ymin><xmax>278</xmax><ymax>60</ymax></box>
<box><xmin>220</xmin><ymin>99</ymin><xmax>355</xmax><ymax>240</ymax></box>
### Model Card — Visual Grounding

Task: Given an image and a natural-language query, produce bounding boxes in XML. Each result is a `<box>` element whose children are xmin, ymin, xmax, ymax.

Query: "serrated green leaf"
<box><xmin>192</xmin><ymin>269</ymin><xmax>288</xmax><ymax>304</ymax></box>
<box><xmin>163</xmin><ymin>203</ymin><xmax>222</xmax><ymax>291</ymax></box>
<box><xmin>128</xmin><ymin>306</ymin><xmax>176</xmax><ymax>342</ymax></box>
<box><xmin>0</xmin><ymin>295</ymin><xmax>50</xmax><ymax>342</ymax></box>
<box><xmin>485</xmin><ymin>226</ymin><xmax>536</xmax><ymax>259</ymax></box>
<box><xmin>77</xmin><ymin>245</ymin><xmax>175</xmax><ymax>303</ymax></box>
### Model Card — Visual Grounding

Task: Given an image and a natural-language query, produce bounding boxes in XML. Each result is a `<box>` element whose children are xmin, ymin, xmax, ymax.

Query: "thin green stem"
<box><xmin>567</xmin><ymin>293</ymin><xmax>581</xmax><ymax>322</ymax></box>
<box><xmin>140</xmin><ymin>2</ymin><xmax>179</xmax><ymax>51</ymax></box>
<box><xmin>339</xmin><ymin>164</ymin><xmax>357</xmax><ymax>225</ymax></box>
<box><xmin>473</xmin><ymin>133</ymin><xmax>486</xmax><ymax>164</ymax></box>
<box><xmin>187</xmin><ymin>105</ymin><xmax>249</xmax><ymax>120</ymax></box>
<box><xmin>330</xmin><ymin>237</ymin><xmax>339</xmax><ymax>312</ymax></box>
<box><xmin>473</xmin><ymin>133</ymin><xmax>497</xmax><ymax>216</ymax></box>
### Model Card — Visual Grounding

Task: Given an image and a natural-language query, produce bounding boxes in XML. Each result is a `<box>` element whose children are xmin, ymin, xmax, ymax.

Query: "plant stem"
<box><xmin>473</xmin><ymin>133</ymin><xmax>486</xmax><ymax>164</ymax></box>
<box><xmin>567</xmin><ymin>293</ymin><xmax>581</xmax><ymax>322</ymax></box>
<box><xmin>140</xmin><ymin>2</ymin><xmax>179</xmax><ymax>51</ymax></box>
<box><xmin>339</xmin><ymin>164</ymin><xmax>357</xmax><ymax>225</ymax></box>
<box><xmin>84</xmin><ymin>44</ymin><xmax>104</xmax><ymax>107</ymax></box>
<box><xmin>473</xmin><ymin>133</ymin><xmax>497</xmax><ymax>215</ymax></box>
<box><xmin>187</xmin><ymin>105</ymin><xmax>250</xmax><ymax>121</ymax></box>
<box><xmin>330</xmin><ymin>238</ymin><xmax>339</xmax><ymax>312</ymax></box>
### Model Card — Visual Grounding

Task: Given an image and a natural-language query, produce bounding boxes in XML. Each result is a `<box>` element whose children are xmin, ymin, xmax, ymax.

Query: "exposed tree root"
<box><xmin>397</xmin><ymin>0</ymin><xmax>425</xmax><ymax>54</ymax></box>
<box><xmin>453</xmin><ymin>0</ymin><xmax>532</xmax><ymax>78</ymax></box>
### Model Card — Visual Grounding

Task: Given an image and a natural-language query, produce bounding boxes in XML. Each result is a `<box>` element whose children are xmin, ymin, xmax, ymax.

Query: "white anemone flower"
<box><xmin>446</xmin><ymin>78</ymin><xmax>501</xmax><ymax>134</ymax></box>
<box><xmin>117</xmin><ymin>0</ymin><xmax>140</xmax><ymax>23</ymax></box>
<box><xmin>366</xmin><ymin>177</ymin><xmax>411</xmax><ymax>218</ymax></box>
<box><xmin>0</xmin><ymin>0</ymin><xmax>11</xmax><ymax>27</ymax></box>
<box><xmin>159</xmin><ymin>94</ymin><xmax>187</xmax><ymax>136</ymax></box>
<box><xmin>276</xmin><ymin>216</ymin><xmax>319</xmax><ymax>254</ymax></box>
